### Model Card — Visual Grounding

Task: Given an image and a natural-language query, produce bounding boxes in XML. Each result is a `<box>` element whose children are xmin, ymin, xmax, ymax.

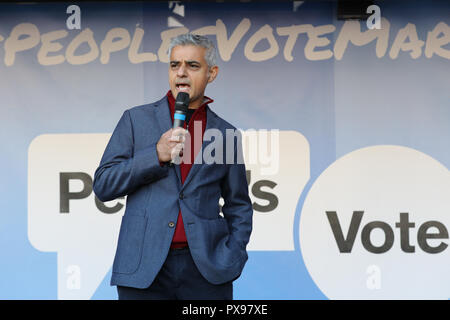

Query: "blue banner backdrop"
<box><xmin>0</xmin><ymin>1</ymin><xmax>449</xmax><ymax>299</ymax></box>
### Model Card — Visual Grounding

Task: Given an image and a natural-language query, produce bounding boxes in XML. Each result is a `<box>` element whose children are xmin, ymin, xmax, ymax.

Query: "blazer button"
<box><xmin>168</xmin><ymin>221</ymin><xmax>175</xmax><ymax>228</ymax></box>
<box><xmin>179</xmin><ymin>192</ymin><xmax>184</xmax><ymax>200</ymax></box>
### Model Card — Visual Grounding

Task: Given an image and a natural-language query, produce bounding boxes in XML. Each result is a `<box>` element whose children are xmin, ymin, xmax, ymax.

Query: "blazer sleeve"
<box><xmin>220</xmin><ymin>130</ymin><xmax>253</xmax><ymax>251</ymax></box>
<box><xmin>93</xmin><ymin>110</ymin><xmax>169</xmax><ymax>202</ymax></box>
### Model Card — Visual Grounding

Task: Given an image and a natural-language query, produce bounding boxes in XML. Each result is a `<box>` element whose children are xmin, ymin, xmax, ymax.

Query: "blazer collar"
<box><xmin>153</xmin><ymin>97</ymin><xmax>183</xmax><ymax>184</ymax></box>
<box><xmin>153</xmin><ymin>96</ymin><xmax>172</xmax><ymax>134</ymax></box>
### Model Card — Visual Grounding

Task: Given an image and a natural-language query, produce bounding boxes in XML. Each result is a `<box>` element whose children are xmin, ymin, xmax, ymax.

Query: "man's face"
<box><xmin>169</xmin><ymin>44</ymin><xmax>218</xmax><ymax>108</ymax></box>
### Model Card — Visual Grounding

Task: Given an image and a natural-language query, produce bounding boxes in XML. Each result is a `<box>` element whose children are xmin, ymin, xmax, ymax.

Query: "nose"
<box><xmin>177</xmin><ymin>63</ymin><xmax>187</xmax><ymax>77</ymax></box>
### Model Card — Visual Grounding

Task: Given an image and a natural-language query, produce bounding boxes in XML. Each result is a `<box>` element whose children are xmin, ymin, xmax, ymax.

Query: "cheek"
<box><xmin>193</xmin><ymin>76</ymin><xmax>208</xmax><ymax>89</ymax></box>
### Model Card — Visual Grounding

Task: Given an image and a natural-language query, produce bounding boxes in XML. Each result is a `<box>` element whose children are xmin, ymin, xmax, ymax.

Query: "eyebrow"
<box><xmin>170</xmin><ymin>60</ymin><xmax>201</xmax><ymax>65</ymax></box>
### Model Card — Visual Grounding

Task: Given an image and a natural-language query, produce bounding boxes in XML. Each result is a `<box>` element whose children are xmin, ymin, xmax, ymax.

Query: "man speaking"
<box><xmin>93</xmin><ymin>33</ymin><xmax>253</xmax><ymax>300</ymax></box>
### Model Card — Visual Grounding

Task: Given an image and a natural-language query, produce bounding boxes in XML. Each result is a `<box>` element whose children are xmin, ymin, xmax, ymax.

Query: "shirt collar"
<box><xmin>166</xmin><ymin>90</ymin><xmax>214</xmax><ymax>114</ymax></box>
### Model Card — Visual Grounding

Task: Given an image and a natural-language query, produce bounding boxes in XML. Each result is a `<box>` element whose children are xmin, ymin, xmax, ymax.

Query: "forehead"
<box><xmin>169</xmin><ymin>45</ymin><xmax>207</xmax><ymax>63</ymax></box>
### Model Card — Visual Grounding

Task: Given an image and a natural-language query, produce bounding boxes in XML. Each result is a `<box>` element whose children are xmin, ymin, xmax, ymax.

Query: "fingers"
<box><xmin>172</xmin><ymin>142</ymin><xmax>184</xmax><ymax>155</ymax></box>
<box><xmin>158</xmin><ymin>128</ymin><xmax>188</xmax><ymax>163</ymax></box>
<box><xmin>170</xmin><ymin>142</ymin><xmax>185</xmax><ymax>164</ymax></box>
<box><xmin>170</xmin><ymin>127</ymin><xmax>188</xmax><ymax>143</ymax></box>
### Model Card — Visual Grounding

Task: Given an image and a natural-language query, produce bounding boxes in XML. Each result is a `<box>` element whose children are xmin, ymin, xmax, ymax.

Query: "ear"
<box><xmin>207</xmin><ymin>65</ymin><xmax>219</xmax><ymax>83</ymax></box>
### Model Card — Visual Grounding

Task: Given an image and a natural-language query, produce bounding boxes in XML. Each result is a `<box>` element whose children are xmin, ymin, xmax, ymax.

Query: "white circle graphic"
<box><xmin>300</xmin><ymin>145</ymin><xmax>450</xmax><ymax>299</ymax></box>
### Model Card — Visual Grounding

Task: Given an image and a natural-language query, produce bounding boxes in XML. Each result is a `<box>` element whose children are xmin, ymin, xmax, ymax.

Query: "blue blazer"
<box><xmin>93</xmin><ymin>95</ymin><xmax>253</xmax><ymax>288</ymax></box>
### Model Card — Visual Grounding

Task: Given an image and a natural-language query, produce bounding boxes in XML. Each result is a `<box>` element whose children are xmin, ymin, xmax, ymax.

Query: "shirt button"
<box><xmin>179</xmin><ymin>192</ymin><xmax>184</xmax><ymax>200</ymax></box>
<box><xmin>168</xmin><ymin>221</ymin><xmax>175</xmax><ymax>228</ymax></box>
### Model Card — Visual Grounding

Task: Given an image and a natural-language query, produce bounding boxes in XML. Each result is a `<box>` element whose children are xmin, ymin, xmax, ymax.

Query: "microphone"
<box><xmin>170</xmin><ymin>92</ymin><xmax>189</xmax><ymax>165</ymax></box>
<box><xmin>173</xmin><ymin>92</ymin><xmax>190</xmax><ymax>128</ymax></box>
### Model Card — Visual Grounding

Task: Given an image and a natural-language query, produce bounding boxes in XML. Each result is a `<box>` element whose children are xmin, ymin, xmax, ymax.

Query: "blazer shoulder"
<box><xmin>126</xmin><ymin>96</ymin><xmax>167</xmax><ymax>115</ymax></box>
<box><xmin>208</xmin><ymin>106</ymin><xmax>238</xmax><ymax>131</ymax></box>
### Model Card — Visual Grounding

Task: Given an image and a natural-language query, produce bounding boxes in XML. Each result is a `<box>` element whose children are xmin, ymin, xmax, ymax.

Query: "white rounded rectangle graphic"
<box><xmin>28</xmin><ymin>131</ymin><xmax>310</xmax><ymax>299</ymax></box>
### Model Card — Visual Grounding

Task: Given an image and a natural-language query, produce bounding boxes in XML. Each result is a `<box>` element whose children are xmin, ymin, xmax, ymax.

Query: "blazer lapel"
<box><xmin>153</xmin><ymin>97</ymin><xmax>182</xmax><ymax>183</ymax></box>
<box><xmin>154</xmin><ymin>97</ymin><xmax>172</xmax><ymax>133</ymax></box>
<box><xmin>181</xmin><ymin>106</ymin><xmax>220</xmax><ymax>189</ymax></box>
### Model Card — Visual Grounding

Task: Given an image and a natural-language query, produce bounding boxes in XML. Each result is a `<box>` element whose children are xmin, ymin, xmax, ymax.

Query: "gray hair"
<box><xmin>168</xmin><ymin>33</ymin><xmax>217</xmax><ymax>68</ymax></box>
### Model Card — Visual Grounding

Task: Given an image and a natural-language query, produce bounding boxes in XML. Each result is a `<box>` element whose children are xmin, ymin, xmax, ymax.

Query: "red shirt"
<box><xmin>166</xmin><ymin>90</ymin><xmax>213</xmax><ymax>248</ymax></box>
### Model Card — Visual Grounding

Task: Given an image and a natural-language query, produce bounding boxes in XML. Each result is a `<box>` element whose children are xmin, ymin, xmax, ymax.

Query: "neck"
<box><xmin>188</xmin><ymin>96</ymin><xmax>205</xmax><ymax>109</ymax></box>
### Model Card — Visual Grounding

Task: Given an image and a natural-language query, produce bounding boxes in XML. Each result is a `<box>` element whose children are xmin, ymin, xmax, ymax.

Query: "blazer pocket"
<box><xmin>214</xmin><ymin>218</ymin><xmax>243</xmax><ymax>268</ymax></box>
<box><xmin>112</xmin><ymin>214</ymin><xmax>147</xmax><ymax>274</ymax></box>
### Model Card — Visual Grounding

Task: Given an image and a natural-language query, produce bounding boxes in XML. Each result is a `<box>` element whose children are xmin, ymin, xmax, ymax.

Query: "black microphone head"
<box><xmin>175</xmin><ymin>92</ymin><xmax>190</xmax><ymax>112</ymax></box>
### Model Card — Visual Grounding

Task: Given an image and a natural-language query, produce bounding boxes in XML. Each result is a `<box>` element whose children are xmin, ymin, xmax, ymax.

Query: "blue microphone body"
<box><xmin>173</xmin><ymin>111</ymin><xmax>186</xmax><ymax>128</ymax></box>
<box><xmin>173</xmin><ymin>92</ymin><xmax>190</xmax><ymax>128</ymax></box>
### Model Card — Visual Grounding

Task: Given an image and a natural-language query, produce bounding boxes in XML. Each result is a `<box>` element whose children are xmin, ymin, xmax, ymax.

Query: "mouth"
<box><xmin>176</xmin><ymin>83</ymin><xmax>191</xmax><ymax>93</ymax></box>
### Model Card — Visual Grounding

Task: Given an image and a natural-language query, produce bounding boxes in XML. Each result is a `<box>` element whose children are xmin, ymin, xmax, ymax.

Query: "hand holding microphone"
<box><xmin>156</xmin><ymin>92</ymin><xmax>189</xmax><ymax>164</ymax></box>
